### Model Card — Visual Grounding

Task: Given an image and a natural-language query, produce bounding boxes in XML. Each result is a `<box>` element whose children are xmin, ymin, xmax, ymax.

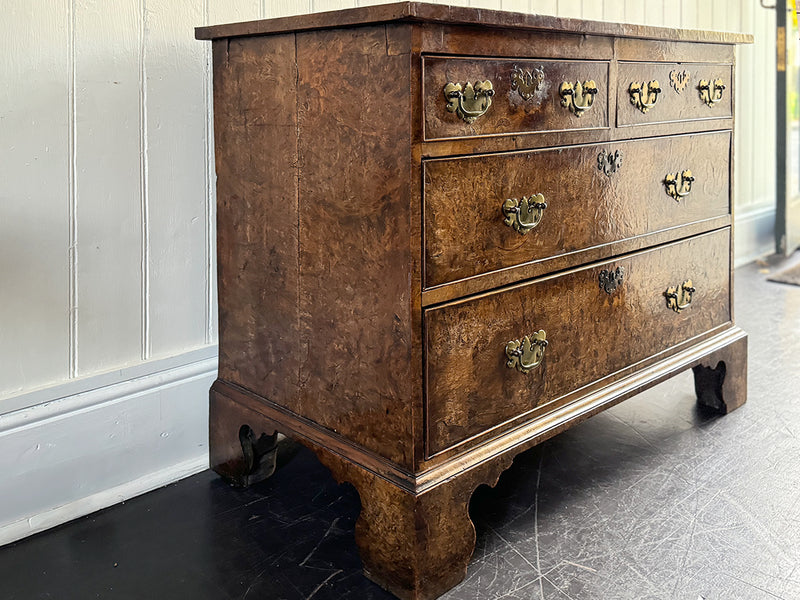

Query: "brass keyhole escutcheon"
<box><xmin>559</xmin><ymin>80</ymin><xmax>598</xmax><ymax>117</ymax></box>
<box><xmin>443</xmin><ymin>80</ymin><xmax>495</xmax><ymax>124</ymax></box>
<box><xmin>502</xmin><ymin>194</ymin><xmax>547</xmax><ymax>234</ymax></box>
<box><xmin>669</xmin><ymin>69</ymin><xmax>691</xmax><ymax>93</ymax></box>
<box><xmin>599</xmin><ymin>266</ymin><xmax>625</xmax><ymax>294</ymax></box>
<box><xmin>698</xmin><ymin>78</ymin><xmax>726</xmax><ymax>107</ymax></box>
<box><xmin>510</xmin><ymin>65</ymin><xmax>545</xmax><ymax>100</ymax></box>
<box><xmin>505</xmin><ymin>330</ymin><xmax>548</xmax><ymax>374</ymax></box>
<box><xmin>664</xmin><ymin>280</ymin><xmax>696</xmax><ymax>313</ymax></box>
<box><xmin>629</xmin><ymin>80</ymin><xmax>662</xmax><ymax>113</ymax></box>
<box><xmin>597</xmin><ymin>149</ymin><xmax>623</xmax><ymax>177</ymax></box>
<box><xmin>664</xmin><ymin>170</ymin><xmax>695</xmax><ymax>201</ymax></box>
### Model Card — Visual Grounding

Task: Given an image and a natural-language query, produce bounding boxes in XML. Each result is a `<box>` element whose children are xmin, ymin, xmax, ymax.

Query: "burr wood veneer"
<box><xmin>197</xmin><ymin>4</ymin><xmax>751</xmax><ymax>598</ymax></box>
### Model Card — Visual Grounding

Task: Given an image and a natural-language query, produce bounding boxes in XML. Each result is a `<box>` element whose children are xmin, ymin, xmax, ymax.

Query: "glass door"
<box><xmin>776</xmin><ymin>0</ymin><xmax>800</xmax><ymax>255</ymax></box>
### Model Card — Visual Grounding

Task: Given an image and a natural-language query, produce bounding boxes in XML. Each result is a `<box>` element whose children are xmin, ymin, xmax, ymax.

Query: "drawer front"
<box><xmin>424</xmin><ymin>131</ymin><xmax>730</xmax><ymax>288</ymax></box>
<box><xmin>423</xmin><ymin>56</ymin><xmax>609</xmax><ymax>140</ymax></box>
<box><xmin>424</xmin><ymin>229</ymin><xmax>731</xmax><ymax>456</ymax></box>
<box><xmin>617</xmin><ymin>62</ymin><xmax>732</xmax><ymax>126</ymax></box>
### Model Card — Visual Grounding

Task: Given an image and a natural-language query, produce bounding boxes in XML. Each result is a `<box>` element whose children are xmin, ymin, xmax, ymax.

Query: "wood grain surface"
<box><xmin>417</xmin><ymin>23</ymin><xmax>614</xmax><ymax>59</ymax></box>
<box><xmin>614</xmin><ymin>37</ymin><xmax>736</xmax><ymax>62</ymax></box>
<box><xmin>617</xmin><ymin>62</ymin><xmax>733</xmax><ymax>126</ymax></box>
<box><xmin>425</xmin><ymin>228</ymin><xmax>732</xmax><ymax>456</ymax></box>
<box><xmin>424</xmin><ymin>131</ymin><xmax>731</xmax><ymax>288</ymax></box>
<box><xmin>295</xmin><ymin>25</ymin><xmax>417</xmax><ymax>467</ymax></box>
<box><xmin>423</xmin><ymin>57</ymin><xmax>609</xmax><ymax>140</ymax></box>
<box><xmin>213</xmin><ymin>34</ymin><xmax>302</xmax><ymax>412</ymax></box>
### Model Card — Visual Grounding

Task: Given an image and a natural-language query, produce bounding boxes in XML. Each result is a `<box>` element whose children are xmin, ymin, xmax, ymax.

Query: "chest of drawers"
<box><xmin>196</xmin><ymin>4</ymin><xmax>750</xmax><ymax>599</ymax></box>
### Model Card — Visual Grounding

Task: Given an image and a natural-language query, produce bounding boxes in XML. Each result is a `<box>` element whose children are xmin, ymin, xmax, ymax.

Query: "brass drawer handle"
<box><xmin>443</xmin><ymin>80</ymin><xmax>495</xmax><ymax>124</ymax></box>
<box><xmin>502</xmin><ymin>194</ymin><xmax>547</xmax><ymax>234</ymax></box>
<box><xmin>629</xmin><ymin>80</ymin><xmax>662</xmax><ymax>113</ymax></box>
<box><xmin>698</xmin><ymin>78</ymin><xmax>726</xmax><ymax>107</ymax></box>
<box><xmin>664</xmin><ymin>280</ymin><xmax>695</xmax><ymax>313</ymax></box>
<box><xmin>505</xmin><ymin>330</ymin><xmax>548</xmax><ymax>373</ymax></box>
<box><xmin>664</xmin><ymin>170</ymin><xmax>694</xmax><ymax>200</ymax></box>
<box><xmin>599</xmin><ymin>266</ymin><xmax>625</xmax><ymax>294</ymax></box>
<box><xmin>559</xmin><ymin>80</ymin><xmax>598</xmax><ymax>117</ymax></box>
<box><xmin>510</xmin><ymin>65</ymin><xmax>544</xmax><ymax>100</ymax></box>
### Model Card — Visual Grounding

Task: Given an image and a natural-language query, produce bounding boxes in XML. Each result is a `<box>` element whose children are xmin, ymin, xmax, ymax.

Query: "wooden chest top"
<box><xmin>196</xmin><ymin>1</ymin><xmax>751</xmax><ymax>45</ymax></box>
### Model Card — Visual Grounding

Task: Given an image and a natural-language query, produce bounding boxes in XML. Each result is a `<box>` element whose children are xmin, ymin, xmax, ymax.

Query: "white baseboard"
<box><xmin>735</xmin><ymin>206</ymin><xmax>776</xmax><ymax>267</ymax></box>
<box><xmin>0</xmin><ymin>353</ymin><xmax>217</xmax><ymax>547</ymax></box>
<box><xmin>0</xmin><ymin>455</ymin><xmax>208</xmax><ymax>547</ymax></box>
<box><xmin>0</xmin><ymin>345</ymin><xmax>219</xmax><ymax>414</ymax></box>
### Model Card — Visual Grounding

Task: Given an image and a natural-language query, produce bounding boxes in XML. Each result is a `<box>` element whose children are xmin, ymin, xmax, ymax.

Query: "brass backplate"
<box><xmin>510</xmin><ymin>65</ymin><xmax>545</xmax><ymax>100</ymax></box>
<box><xmin>444</xmin><ymin>80</ymin><xmax>495</xmax><ymax>124</ymax></box>
<box><xmin>629</xmin><ymin>80</ymin><xmax>662</xmax><ymax>113</ymax></box>
<box><xmin>599</xmin><ymin>266</ymin><xmax>625</xmax><ymax>294</ymax></box>
<box><xmin>664</xmin><ymin>279</ymin><xmax>695</xmax><ymax>313</ymax></box>
<box><xmin>669</xmin><ymin>69</ymin><xmax>691</xmax><ymax>93</ymax></box>
<box><xmin>698</xmin><ymin>78</ymin><xmax>726</xmax><ymax>107</ymax></box>
<box><xmin>559</xmin><ymin>80</ymin><xmax>598</xmax><ymax>117</ymax></box>
<box><xmin>664</xmin><ymin>170</ymin><xmax>695</xmax><ymax>201</ymax></box>
<box><xmin>502</xmin><ymin>194</ymin><xmax>547</xmax><ymax>234</ymax></box>
<box><xmin>597</xmin><ymin>149</ymin><xmax>623</xmax><ymax>177</ymax></box>
<box><xmin>505</xmin><ymin>330</ymin><xmax>548</xmax><ymax>374</ymax></box>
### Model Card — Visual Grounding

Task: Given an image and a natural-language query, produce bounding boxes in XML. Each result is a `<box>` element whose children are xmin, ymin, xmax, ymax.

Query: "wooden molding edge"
<box><xmin>195</xmin><ymin>1</ymin><xmax>753</xmax><ymax>45</ymax></box>
<box><xmin>415</xmin><ymin>326</ymin><xmax>747</xmax><ymax>491</ymax></box>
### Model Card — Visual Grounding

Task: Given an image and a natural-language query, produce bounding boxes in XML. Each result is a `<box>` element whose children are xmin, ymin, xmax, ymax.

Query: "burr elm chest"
<box><xmin>196</xmin><ymin>4</ymin><xmax>751</xmax><ymax>598</ymax></box>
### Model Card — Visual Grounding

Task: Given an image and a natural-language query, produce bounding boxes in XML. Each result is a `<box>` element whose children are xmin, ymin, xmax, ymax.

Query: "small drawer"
<box><xmin>424</xmin><ymin>131</ymin><xmax>730</xmax><ymax>288</ymax></box>
<box><xmin>617</xmin><ymin>62</ymin><xmax>733</xmax><ymax>126</ymax></box>
<box><xmin>422</xmin><ymin>56</ymin><xmax>609</xmax><ymax>140</ymax></box>
<box><xmin>424</xmin><ymin>228</ymin><xmax>731</xmax><ymax>457</ymax></box>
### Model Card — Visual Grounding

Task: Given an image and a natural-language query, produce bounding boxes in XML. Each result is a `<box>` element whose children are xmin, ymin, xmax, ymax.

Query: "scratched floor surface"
<box><xmin>2</xmin><ymin>257</ymin><xmax>800</xmax><ymax>600</ymax></box>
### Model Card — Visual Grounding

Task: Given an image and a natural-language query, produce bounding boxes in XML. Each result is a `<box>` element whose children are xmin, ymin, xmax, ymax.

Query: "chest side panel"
<box><xmin>213</xmin><ymin>34</ymin><xmax>302</xmax><ymax>411</ymax></box>
<box><xmin>296</xmin><ymin>24</ymin><xmax>417</xmax><ymax>468</ymax></box>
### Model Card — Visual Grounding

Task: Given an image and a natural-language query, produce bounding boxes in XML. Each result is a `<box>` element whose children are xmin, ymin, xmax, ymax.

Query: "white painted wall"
<box><xmin>0</xmin><ymin>0</ymin><xmax>777</xmax><ymax>543</ymax></box>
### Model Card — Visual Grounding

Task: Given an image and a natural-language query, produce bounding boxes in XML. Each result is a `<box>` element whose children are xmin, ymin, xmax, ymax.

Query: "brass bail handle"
<box><xmin>664</xmin><ymin>280</ymin><xmax>696</xmax><ymax>313</ymax></box>
<box><xmin>443</xmin><ymin>80</ymin><xmax>495</xmax><ymax>124</ymax></box>
<box><xmin>505</xmin><ymin>330</ymin><xmax>548</xmax><ymax>374</ymax></box>
<box><xmin>698</xmin><ymin>78</ymin><xmax>726</xmax><ymax>107</ymax></box>
<box><xmin>559</xmin><ymin>80</ymin><xmax>598</xmax><ymax>117</ymax></box>
<box><xmin>502</xmin><ymin>194</ymin><xmax>547</xmax><ymax>234</ymax></box>
<box><xmin>629</xmin><ymin>80</ymin><xmax>662</xmax><ymax>113</ymax></box>
<box><xmin>664</xmin><ymin>170</ymin><xmax>695</xmax><ymax>201</ymax></box>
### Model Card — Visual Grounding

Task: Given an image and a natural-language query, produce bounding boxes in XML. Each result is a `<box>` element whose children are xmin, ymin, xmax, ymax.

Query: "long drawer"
<box><xmin>617</xmin><ymin>62</ymin><xmax>733</xmax><ymax>126</ymax></box>
<box><xmin>424</xmin><ymin>131</ymin><xmax>730</xmax><ymax>288</ymax></box>
<box><xmin>423</xmin><ymin>56</ymin><xmax>609</xmax><ymax>140</ymax></box>
<box><xmin>424</xmin><ymin>228</ymin><xmax>731</xmax><ymax>457</ymax></box>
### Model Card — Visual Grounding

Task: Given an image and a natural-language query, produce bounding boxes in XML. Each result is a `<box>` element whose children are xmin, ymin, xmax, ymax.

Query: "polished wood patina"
<box><xmin>197</xmin><ymin>3</ymin><xmax>750</xmax><ymax>598</ymax></box>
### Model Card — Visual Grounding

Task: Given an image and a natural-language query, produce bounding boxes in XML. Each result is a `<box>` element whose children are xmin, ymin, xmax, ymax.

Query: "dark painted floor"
<box><xmin>2</xmin><ymin>256</ymin><xmax>800</xmax><ymax>600</ymax></box>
